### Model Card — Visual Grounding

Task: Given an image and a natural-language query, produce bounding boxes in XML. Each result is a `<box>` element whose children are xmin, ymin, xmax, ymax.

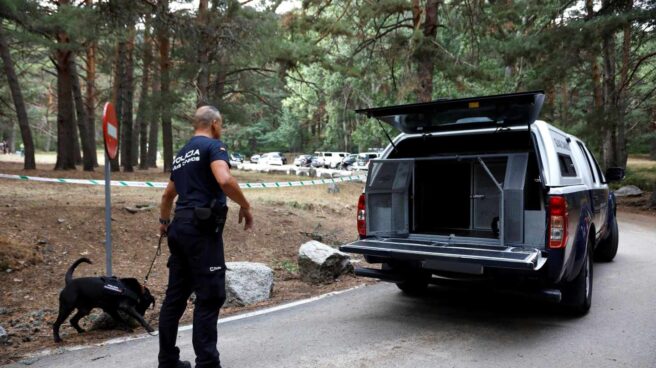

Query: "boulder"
<box><xmin>0</xmin><ymin>325</ymin><xmax>8</xmax><ymax>343</ymax></box>
<box><xmin>298</xmin><ymin>241</ymin><xmax>353</xmax><ymax>284</ymax></box>
<box><xmin>225</xmin><ymin>262</ymin><xmax>274</xmax><ymax>307</ymax></box>
<box><xmin>327</xmin><ymin>183</ymin><xmax>340</xmax><ymax>193</ymax></box>
<box><xmin>89</xmin><ymin>311</ymin><xmax>140</xmax><ymax>331</ymax></box>
<box><xmin>124</xmin><ymin>204</ymin><xmax>156</xmax><ymax>214</ymax></box>
<box><xmin>615</xmin><ymin>185</ymin><xmax>643</xmax><ymax>197</ymax></box>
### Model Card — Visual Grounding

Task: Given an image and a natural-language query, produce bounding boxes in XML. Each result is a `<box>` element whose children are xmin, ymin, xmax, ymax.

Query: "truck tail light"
<box><xmin>357</xmin><ymin>194</ymin><xmax>366</xmax><ymax>237</ymax></box>
<box><xmin>548</xmin><ymin>196</ymin><xmax>568</xmax><ymax>249</ymax></box>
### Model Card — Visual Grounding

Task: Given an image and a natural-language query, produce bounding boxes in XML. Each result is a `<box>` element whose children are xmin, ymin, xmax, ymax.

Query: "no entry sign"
<box><xmin>102</xmin><ymin>102</ymin><xmax>119</xmax><ymax>160</ymax></box>
<box><xmin>101</xmin><ymin>102</ymin><xmax>119</xmax><ymax>276</ymax></box>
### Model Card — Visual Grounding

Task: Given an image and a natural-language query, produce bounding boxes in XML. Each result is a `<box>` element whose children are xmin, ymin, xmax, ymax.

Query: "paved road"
<box><xmin>5</xmin><ymin>213</ymin><xmax>656</xmax><ymax>368</ymax></box>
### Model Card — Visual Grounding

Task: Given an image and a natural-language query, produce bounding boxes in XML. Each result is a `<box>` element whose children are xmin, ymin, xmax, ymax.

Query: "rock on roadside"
<box><xmin>298</xmin><ymin>241</ymin><xmax>353</xmax><ymax>284</ymax></box>
<box><xmin>615</xmin><ymin>185</ymin><xmax>643</xmax><ymax>197</ymax></box>
<box><xmin>89</xmin><ymin>311</ymin><xmax>140</xmax><ymax>331</ymax></box>
<box><xmin>0</xmin><ymin>325</ymin><xmax>8</xmax><ymax>344</ymax></box>
<box><xmin>225</xmin><ymin>262</ymin><xmax>274</xmax><ymax>307</ymax></box>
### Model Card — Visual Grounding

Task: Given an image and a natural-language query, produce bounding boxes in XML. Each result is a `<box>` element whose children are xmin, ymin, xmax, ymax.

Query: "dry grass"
<box><xmin>0</xmin><ymin>236</ymin><xmax>43</xmax><ymax>271</ymax></box>
<box><xmin>627</xmin><ymin>155</ymin><xmax>656</xmax><ymax>169</ymax></box>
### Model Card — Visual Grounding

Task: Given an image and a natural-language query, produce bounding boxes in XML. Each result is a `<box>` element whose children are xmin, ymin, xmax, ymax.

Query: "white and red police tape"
<box><xmin>0</xmin><ymin>173</ymin><xmax>366</xmax><ymax>189</ymax></box>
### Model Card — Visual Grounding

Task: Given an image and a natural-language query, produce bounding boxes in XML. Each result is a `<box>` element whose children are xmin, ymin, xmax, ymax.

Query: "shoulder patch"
<box><xmin>220</xmin><ymin>147</ymin><xmax>226</xmax><ymax>151</ymax></box>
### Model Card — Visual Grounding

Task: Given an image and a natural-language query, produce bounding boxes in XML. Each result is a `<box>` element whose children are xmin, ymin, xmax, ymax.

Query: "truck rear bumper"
<box><xmin>340</xmin><ymin>238</ymin><xmax>546</xmax><ymax>275</ymax></box>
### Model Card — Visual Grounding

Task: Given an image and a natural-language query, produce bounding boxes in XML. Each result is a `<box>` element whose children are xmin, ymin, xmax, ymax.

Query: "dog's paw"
<box><xmin>54</xmin><ymin>337</ymin><xmax>63</xmax><ymax>343</ymax></box>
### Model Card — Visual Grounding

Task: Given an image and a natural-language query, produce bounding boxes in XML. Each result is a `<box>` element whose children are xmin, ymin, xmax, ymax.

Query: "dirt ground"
<box><xmin>0</xmin><ymin>161</ymin><xmax>370</xmax><ymax>364</ymax></box>
<box><xmin>615</xmin><ymin>191</ymin><xmax>656</xmax><ymax>215</ymax></box>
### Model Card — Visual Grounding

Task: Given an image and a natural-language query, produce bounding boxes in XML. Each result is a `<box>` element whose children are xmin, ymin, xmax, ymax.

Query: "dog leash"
<box><xmin>144</xmin><ymin>235</ymin><xmax>164</xmax><ymax>286</ymax></box>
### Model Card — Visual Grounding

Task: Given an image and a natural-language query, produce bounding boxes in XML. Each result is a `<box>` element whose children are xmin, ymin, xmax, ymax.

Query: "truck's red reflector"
<box><xmin>357</xmin><ymin>194</ymin><xmax>366</xmax><ymax>237</ymax></box>
<box><xmin>548</xmin><ymin>196</ymin><xmax>568</xmax><ymax>249</ymax></box>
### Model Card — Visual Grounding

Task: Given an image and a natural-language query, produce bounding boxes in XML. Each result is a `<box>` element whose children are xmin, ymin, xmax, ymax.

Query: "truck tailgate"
<box><xmin>340</xmin><ymin>238</ymin><xmax>546</xmax><ymax>272</ymax></box>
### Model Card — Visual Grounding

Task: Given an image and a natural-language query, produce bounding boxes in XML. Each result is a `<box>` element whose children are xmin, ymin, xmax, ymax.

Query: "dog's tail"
<box><xmin>65</xmin><ymin>257</ymin><xmax>92</xmax><ymax>285</ymax></box>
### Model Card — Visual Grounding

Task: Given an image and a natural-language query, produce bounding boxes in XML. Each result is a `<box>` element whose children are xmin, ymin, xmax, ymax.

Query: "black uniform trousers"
<box><xmin>158</xmin><ymin>215</ymin><xmax>227</xmax><ymax>368</ymax></box>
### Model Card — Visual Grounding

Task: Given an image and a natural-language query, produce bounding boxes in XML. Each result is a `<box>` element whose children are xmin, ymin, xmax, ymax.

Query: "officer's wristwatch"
<box><xmin>159</xmin><ymin>218</ymin><xmax>171</xmax><ymax>225</ymax></box>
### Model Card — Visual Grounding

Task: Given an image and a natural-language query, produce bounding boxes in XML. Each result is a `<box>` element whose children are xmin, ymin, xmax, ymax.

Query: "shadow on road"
<box><xmin>359</xmin><ymin>270</ymin><xmax>609</xmax><ymax>340</ymax></box>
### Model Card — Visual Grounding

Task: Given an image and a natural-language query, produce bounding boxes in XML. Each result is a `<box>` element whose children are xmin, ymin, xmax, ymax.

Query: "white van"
<box><xmin>314</xmin><ymin>151</ymin><xmax>349</xmax><ymax>168</ymax></box>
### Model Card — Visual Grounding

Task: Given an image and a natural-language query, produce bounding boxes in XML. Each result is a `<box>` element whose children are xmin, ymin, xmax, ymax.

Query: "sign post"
<box><xmin>102</xmin><ymin>102</ymin><xmax>119</xmax><ymax>277</ymax></box>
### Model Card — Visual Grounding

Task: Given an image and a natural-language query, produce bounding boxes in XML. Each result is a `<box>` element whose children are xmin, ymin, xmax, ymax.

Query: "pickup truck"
<box><xmin>340</xmin><ymin>91</ymin><xmax>624</xmax><ymax>315</ymax></box>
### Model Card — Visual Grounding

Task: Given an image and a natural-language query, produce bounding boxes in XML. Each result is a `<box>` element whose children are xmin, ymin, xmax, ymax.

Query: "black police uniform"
<box><xmin>158</xmin><ymin>136</ymin><xmax>231</xmax><ymax>368</ymax></box>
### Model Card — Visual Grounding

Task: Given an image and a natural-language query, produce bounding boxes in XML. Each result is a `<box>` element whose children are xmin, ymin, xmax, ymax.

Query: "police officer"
<box><xmin>158</xmin><ymin>105</ymin><xmax>253</xmax><ymax>368</ymax></box>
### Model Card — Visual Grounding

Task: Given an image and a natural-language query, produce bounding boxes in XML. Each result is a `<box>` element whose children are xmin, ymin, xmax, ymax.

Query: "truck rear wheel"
<box><xmin>560</xmin><ymin>247</ymin><xmax>593</xmax><ymax>316</ymax></box>
<box><xmin>595</xmin><ymin>218</ymin><xmax>619</xmax><ymax>262</ymax></box>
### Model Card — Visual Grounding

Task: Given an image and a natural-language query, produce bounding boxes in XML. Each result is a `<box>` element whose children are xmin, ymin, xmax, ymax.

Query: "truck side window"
<box><xmin>576</xmin><ymin>142</ymin><xmax>597</xmax><ymax>183</ymax></box>
<box><xmin>558</xmin><ymin>153</ymin><xmax>577</xmax><ymax>177</ymax></box>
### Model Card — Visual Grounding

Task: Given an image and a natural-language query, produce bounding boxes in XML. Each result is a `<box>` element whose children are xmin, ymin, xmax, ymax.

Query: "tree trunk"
<box><xmin>615</xmin><ymin>0</ymin><xmax>632</xmax><ymax>169</ymax></box>
<box><xmin>54</xmin><ymin>4</ymin><xmax>77</xmax><ymax>171</ymax></box>
<box><xmin>157</xmin><ymin>0</ymin><xmax>173</xmax><ymax>172</ymax></box>
<box><xmin>137</xmin><ymin>19</ymin><xmax>153</xmax><ymax>170</ymax></box>
<box><xmin>71</xmin><ymin>58</ymin><xmax>95</xmax><ymax>171</ymax></box>
<box><xmin>211</xmin><ymin>53</ymin><xmax>227</xmax><ymax>107</ymax></box>
<box><xmin>651</xmin><ymin>108</ymin><xmax>656</xmax><ymax>160</ymax></box>
<box><xmin>131</xmin><ymin>111</ymin><xmax>139</xmax><ymax>166</ymax></box>
<box><xmin>601</xmin><ymin>1</ymin><xmax>618</xmax><ymax>169</ymax></box>
<box><xmin>72</xmin><ymin>117</ymin><xmax>82</xmax><ymax>165</ymax></box>
<box><xmin>130</xmin><ymin>28</ymin><xmax>139</xmax><ymax>167</ymax></box>
<box><xmin>120</xmin><ymin>26</ymin><xmax>135</xmax><ymax>172</ymax></box>
<box><xmin>560</xmin><ymin>82</ymin><xmax>568</xmax><ymax>125</ymax></box>
<box><xmin>85</xmin><ymin>0</ymin><xmax>98</xmax><ymax>167</ymax></box>
<box><xmin>10</xmin><ymin>120</ymin><xmax>16</xmax><ymax>153</ymax></box>
<box><xmin>196</xmin><ymin>0</ymin><xmax>210</xmax><ymax>106</ymax></box>
<box><xmin>414</xmin><ymin>0</ymin><xmax>440</xmax><ymax>102</ymax></box>
<box><xmin>147</xmin><ymin>58</ymin><xmax>160</xmax><ymax>168</ymax></box>
<box><xmin>0</xmin><ymin>25</ymin><xmax>36</xmax><ymax>169</ymax></box>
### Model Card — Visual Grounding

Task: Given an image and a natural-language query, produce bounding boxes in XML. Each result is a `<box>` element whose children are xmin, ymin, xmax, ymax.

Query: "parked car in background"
<box><xmin>314</xmin><ymin>151</ymin><xmax>349</xmax><ymax>168</ymax></box>
<box><xmin>249</xmin><ymin>154</ymin><xmax>261</xmax><ymax>164</ymax></box>
<box><xmin>310</xmin><ymin>156</ymin><xmax>323</xmax><ymax>168</ymax></box>
<box><xmin>351</xmin><ymin>152</ymin><xmax>380</xmax><ymax>170</ymax></box>
<box><xmin>229</xmin><ymin>153</ymin><xmax>244</xmax><ymax>166</ymax></box>
<box><xmin>340</xmin><ymin>91</ymin><xmax>624</xmax><ymax>316</ymax></box>
<box><xmin>259</xmin><ymin>152</ymin><xmax>287</xmax><ymax>166</ymax></box>
<box><xmin>294</xmin><ymin>154</ymin><xmax>314</xmax><ymax>167</ymax></box>
<box><xmin>313</xmin><ymin>152</ymin><xmax>327</xmax><ymax>167</ymax></box>
<box><xmin>340</xmin><ymin>154</ymin><xmax>358</xmax><ymax>169</ymax></box>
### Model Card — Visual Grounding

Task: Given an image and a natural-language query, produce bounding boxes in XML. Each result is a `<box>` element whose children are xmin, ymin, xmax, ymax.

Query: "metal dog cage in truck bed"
<box><xmin>341</xmin><ymin>153</ymin><xmax>547</xmax><ymax>275</ymax></box>
<box><xmin>341</xmin><ymin>91</ymin><xmax>549</xmax><ymax>276</ymax></box>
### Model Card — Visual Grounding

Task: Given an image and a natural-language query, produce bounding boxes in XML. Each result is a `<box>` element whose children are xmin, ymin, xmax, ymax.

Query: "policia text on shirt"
<box><xmin>157</xmin><ymin>106</ymin><xmax>254</xmax><ymax>368</ymax></box>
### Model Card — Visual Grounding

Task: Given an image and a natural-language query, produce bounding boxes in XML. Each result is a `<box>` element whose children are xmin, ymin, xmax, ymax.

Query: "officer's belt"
<box><xmin>173</xmin><ymin>209</ymin><xmax>196</xmax><ymax>219</ymax></box>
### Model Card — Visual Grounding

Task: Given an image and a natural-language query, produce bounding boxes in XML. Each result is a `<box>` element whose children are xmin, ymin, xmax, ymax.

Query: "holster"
<box><xmin>193</xmin><ymin>199</ymin><xmax>228</xmax><ymax>233</ymax></box>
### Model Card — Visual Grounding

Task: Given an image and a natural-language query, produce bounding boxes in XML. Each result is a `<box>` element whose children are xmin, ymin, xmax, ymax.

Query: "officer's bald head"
<box><xmin>193</xmin><ymin>105</ymin><xmax>222</xmax><ymax>130</ymax></box>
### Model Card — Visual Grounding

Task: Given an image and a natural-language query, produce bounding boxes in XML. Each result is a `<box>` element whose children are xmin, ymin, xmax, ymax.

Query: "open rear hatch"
<box><xmin>341</xmin><ymin>91</ymin><xmax>548</xmax><ymax>277</ymax></box>
<box><xmin>356</xmin><ymin>91</ymin><xmax>545</xmax><ymax>134</ymax></box>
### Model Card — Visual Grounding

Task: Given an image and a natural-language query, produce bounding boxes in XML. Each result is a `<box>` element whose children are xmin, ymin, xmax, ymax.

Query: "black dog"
<box><xmin>53</xmin><ymin>258</ymin><xmax>156</xmax><ymax>343</ymax></box>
